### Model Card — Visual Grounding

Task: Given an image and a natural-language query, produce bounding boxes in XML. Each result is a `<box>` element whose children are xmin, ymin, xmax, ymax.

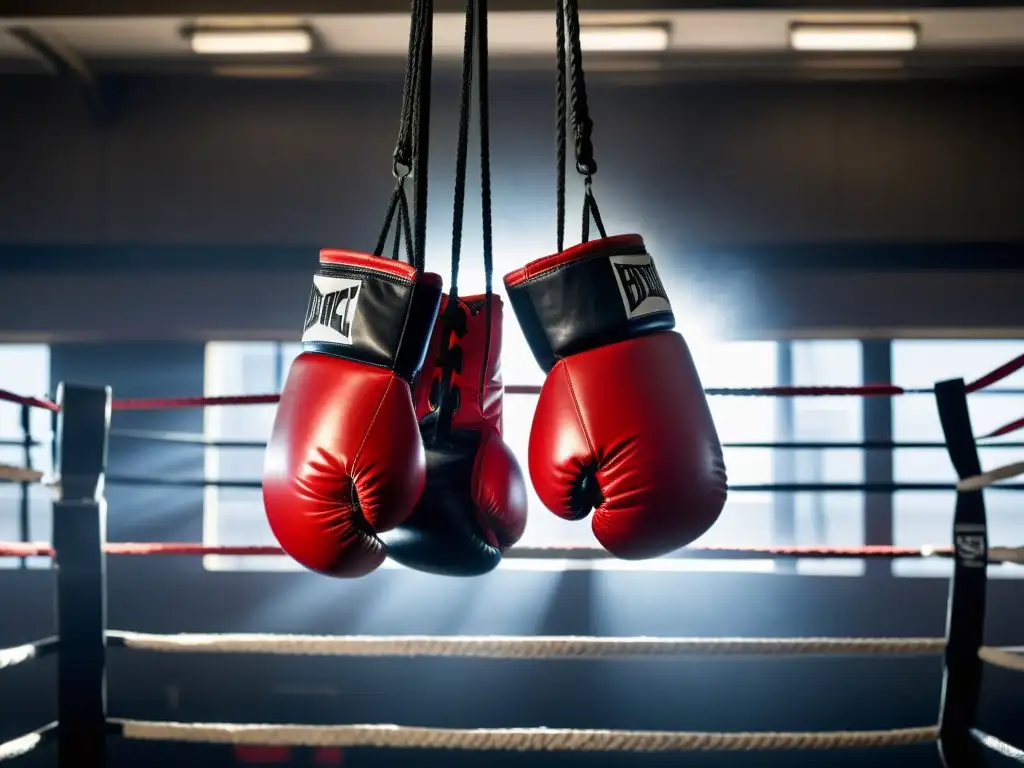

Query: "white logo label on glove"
<box><xmin>301</xmin><ymin>275</ymin><xmax>362</xmax><ymax>346</ymax></box>
<box><xmin>609</xmin><ymin>253</ymin><xmax>672</xmax><ymax>320</ymax></box>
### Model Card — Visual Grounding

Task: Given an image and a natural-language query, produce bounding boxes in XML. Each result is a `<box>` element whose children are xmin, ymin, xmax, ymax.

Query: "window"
<box><xmin>0</xmin><ymin>344</ymin><xmax>52</xmax><ymax>569</ymax></box>
<box><xmin>205</xmin><ymin>337</ymin><xmax>866</xmax><ymax>574</ymax></box>
<box><xmin>677</xmin><ymin>340</ymin><xmax>864</xmax><ymax>575</ymax></box>
<box><xmin>204</xmin><ymin>342</ymin><xmax>300</xmax><ymax>571</ymax></box>
<box><xmin>676</xmin><ymin>339</ymin><xmax>779</xmax><ymax>573</ymax></box>
<box><xmin>788</xmin><ymin>341</ymin><xmax>865</xmax><ymax>576</ymax></box>
<box><xmin>892</xmin><ymin>340</ymin><xmax>1024</xmax><ymax>579</ymax></box>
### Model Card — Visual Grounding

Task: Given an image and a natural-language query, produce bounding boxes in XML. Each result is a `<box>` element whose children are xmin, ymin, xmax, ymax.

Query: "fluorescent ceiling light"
<box><xmin>579</xmin><ymin>25</ymin><xmax>670</xmax><ymax>53</ymax></box>
<box><xmin>790</xmin><ymin>23</ymin><xmax>918</xmax><ymax>52</ymax></box>
<box><xmin>189</xmin><ymin>28</ymin><xmax>313</xmax><ymax>55</ymax></box>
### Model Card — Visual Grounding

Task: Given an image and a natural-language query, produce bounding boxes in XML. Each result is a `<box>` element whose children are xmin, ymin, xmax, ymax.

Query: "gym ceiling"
<box><xmin>1</xmin><ymin>0</ymin><xmax>1023</xmax><ymax>81</ymax></box>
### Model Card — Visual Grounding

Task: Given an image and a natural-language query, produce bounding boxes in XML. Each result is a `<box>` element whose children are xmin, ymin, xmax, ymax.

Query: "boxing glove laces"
<box><xmin>382</xmin><ymin>293</ymin><xmax>528</xmax><ymax>575</ymax></box>
<box><xmin>380</xmin><ymin>0</ymin><xmax>527</xmax><ymax>576</ymax></box>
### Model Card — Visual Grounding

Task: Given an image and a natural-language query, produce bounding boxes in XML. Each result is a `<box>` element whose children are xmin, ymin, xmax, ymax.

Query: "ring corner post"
<box><xmin>52</xmin><ymin>383</ymin><xmax>112</xmax><ymax>768</ymax></box>
<box><xmin>933</xmin><ymin>377</ymin><xmax>986</xmax><ymax>768</ymax></box>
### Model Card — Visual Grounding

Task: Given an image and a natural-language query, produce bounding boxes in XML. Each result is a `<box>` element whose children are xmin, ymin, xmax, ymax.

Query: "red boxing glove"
<box><xmin>381</xmin><ymin>293</ymin><xmax>528</xmax><ymax>575</ymax></box>
<box><xmin>263</xmin><ymin>251</ymin><xmax>442</xmax><ymax>577</ymax></box>
<box><xmin>504</xmin><ymin>234</ymin><xmax>727</xmax><ymax>559</ymax></box>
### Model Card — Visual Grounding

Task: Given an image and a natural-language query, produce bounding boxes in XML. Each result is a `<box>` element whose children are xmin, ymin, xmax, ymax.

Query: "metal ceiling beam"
<box><xmin>2</xmin><ymin>0</ymin><xmax>1022</xmax><ymax>16</ymax></box>
<box><xmin>6</xmin><ymin>25</ymin><xmax>112</xmax><ymax>122</ymax></box>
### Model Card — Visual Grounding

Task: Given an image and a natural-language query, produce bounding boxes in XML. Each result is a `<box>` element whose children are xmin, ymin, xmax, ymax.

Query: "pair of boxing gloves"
<box><xmin>263</xmin><ymin>234</ymin><xmax>728</xmax><ymax>577</ymax></box>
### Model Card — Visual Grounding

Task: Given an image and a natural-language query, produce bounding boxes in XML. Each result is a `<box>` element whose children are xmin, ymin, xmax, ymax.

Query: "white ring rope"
<box><xmin>0</xmin><ymin>732</ymin><xmax>45</xmax><ymax>763</ymax></box>
<box><xmin>0</xmin><ymin>639</ymin><xmax>55</xmax><ymax>671</ymax></box>
<box><xmin>0</xmin><ymin>643</ymin><xmax>41</xmax><ymax>671</ymax></box>
<box><xmin>958</xmin><ymin>461</ymin><xmax>1024</xmax><ymax>492</ymax></box>
<box><xmin>0</xmin><ymin>464</ymin><xmax>44</xmax><ymax>484</ymax></box>
<box><xmin>989</xmin><ymin>546</ymin><xmax>1024</xmax><ymax>564</ymax></box>
<box><xmin>0</xmin><ymin>724</ymin><xmax>54</xmax><ymax>763</ymax></box>
<box><xmin>113</xmin><ymin>719</ymin><xmax>941</xmax><ymax>752</ymax></box>
<box><xmin>978</xmin><ymin>646</ymin><xmax>1024</xmax><ymax>673</ymax></box>
<box><xmin>108</xmin><ymin>632</ymin><xmax>949</xmax><ymax>659</ymax></box>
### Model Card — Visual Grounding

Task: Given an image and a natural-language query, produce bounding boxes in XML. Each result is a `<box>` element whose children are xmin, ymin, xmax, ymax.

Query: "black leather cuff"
<box><xmin>505</xmin><ymin>235</ymin><xmax>674</xmax><ymax>374</ymax></box>
<box><xmin>302</xmin><ymin>256</ymin><xmax>442</xmax><ymax>385</ymax></box>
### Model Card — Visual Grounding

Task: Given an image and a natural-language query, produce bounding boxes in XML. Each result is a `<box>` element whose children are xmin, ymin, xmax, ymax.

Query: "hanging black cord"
<box><xmin>447</xmin><ymin>0</ymin><xmax>476</xmax><ymax>308</ymax></box>
<box><xmin>555</xmin><ymin>3</ymin><xmax>567</xmax><ymax>254</ymax></box>
<box><xmin>444</xmin><ymin>0</ymin><xmax>493</xmax><ymax>302</ymax></box>
<box><xmin>563</xmin><ymin>0</ymin><xmax>595</xmax><ymax>177</ymax></box>
<box><xmin>373</xmin><ymin>0</ymin><xmax>428</xmax><ymax>265</ymax></box>
<box><xmin>432</xmin><ymin>0</ymin><xmax>492</xmax><ymax>444</ymax></box>
<box><xmin>411</xmin><ymin>0</ymin><xmax>434</xmax><ymax>274</ymax></box>
<box><xmin>477</xmin><ymin>0</ymin><xmax>494</xmax><ymax>409</ymax></box>
<box><xmin>431</xmin><ymin>0</ymin><xmax>476</xmax><ymax>443</ymax></box>
<box><xmin>556</xmin><ymin>0</ymin><xmax>607</xmax><ymax>247</ymax></box>
<box><xmin>394</xmin><ymin>0</ymin><xmax>425</xmax><ymax>179</ymax></box>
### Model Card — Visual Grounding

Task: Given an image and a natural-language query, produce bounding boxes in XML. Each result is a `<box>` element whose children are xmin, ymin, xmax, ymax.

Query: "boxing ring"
<box><xmin>1</xmin><ymin>362</ymin><xmax>1024</xmax><ymax>766</ymax></box>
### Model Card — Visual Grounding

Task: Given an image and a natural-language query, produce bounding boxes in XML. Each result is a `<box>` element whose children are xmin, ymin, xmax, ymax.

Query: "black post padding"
<box><xmin>934</xmin><ymin>378</ymin><xmax>987</xmax><ymax>768</ymax></box>
<box><xmin>19</xmin><ymin>403</ymin><xmax>33</xmax><ymax>568</ymax></box>
<box><xmin>52</xmin><ymin>383</ymin><xmax>111</xmax><ymax>768</ymax></box>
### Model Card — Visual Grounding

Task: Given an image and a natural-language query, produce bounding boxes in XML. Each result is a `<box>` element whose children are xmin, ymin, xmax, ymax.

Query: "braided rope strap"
<box><xmin>0</xmin><ymin>724</ymin><xmax>56</xmax><ymax>762</ymax></box>
<box><xmin>114</xmin><ymin>720</ymin><xmax>940</xmax><ymax>752</ymax></box>
<box><xmin>989</xmin><ymin>546</ymin><xmax>1024</xmax><ymax>564</ymax></box>
<box><xmin>0</xmin><ymin>464</ymin><xmax>44</xmax><ymax>484</ymax></box>
<box><xmin>0</xmin><ymin>637</ymin><xmax>58</xmax><ymax>671</ymax></box>
<box><xmin>108</xmin><ymin>632</ymin><xmax>947</xmax><ymax>659</ymax></box>
<box><xmin>978</xmin><ymin>646</ymin><xmax>1024</xmax><ymax>673</ymax></box>
<box><xmin>958</xmin><ymin>460</ymin><xmax>1024</xmax><ymax>491</ymax></box>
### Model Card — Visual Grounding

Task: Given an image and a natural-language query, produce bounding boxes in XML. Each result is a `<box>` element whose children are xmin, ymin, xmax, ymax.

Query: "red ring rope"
<box><xmin>964</xmin><ymin>352</ymin><xmax>1024</xmax><ymax>393</ymax></box>
<box><xmin>0</xmin><ymin>542</ymin><xmax>953</xmax><ymax>560</ymax></box>
<box><xmin>95</xmin><ymin>353</ymin><xmax>1024</xmax><ymax>411</ymax></box>
<box><xmin>982</xmin><ymin>416</ymin><xmax>1024</xmax><ymax>439</ymax></box>
<box><xmin>3</xmin><ymin>354</ymin><xmax>1024</xmax><ymax>438</ymax></box>
<box><xmin>0</xmin><ymin>388</ymin><xmax>59</xmax><ymax>413</ymax></box>
<box><xmin>110</xmin><ymin>394</ymin><xmax>282</xmax><ymax>411</ymax></box>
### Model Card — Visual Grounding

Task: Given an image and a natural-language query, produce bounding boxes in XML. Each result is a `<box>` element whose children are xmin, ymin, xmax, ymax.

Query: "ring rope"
<box><xmin>985</xmin><ymin>415</ymin><xmax>1024</xmax><ymax>439</ymax></box>
<box><xmin>2</xmin><ymin>542</ymin><xmax>1022</xmax><ymax>564</ymax></box>
<box><xmin>0</xmin><ymin>389</ymin><xmax>59</xmax><ymax>413</ymax></box>
<box><xmin>978</xmin><ymin>646</ymin><xmax>1024</xmax><ymax>673</ymax></box>
<box><xmin>0</xmin><ymin>464</ymin><xmax>44</xmax><ymax>484</ymax></box>
<box><xmin>972</xmin><ymin>730</ymin><xmax>1024</xmax><ymax>763</ymax></box>
<box><xmin>508</xmin><ymin>544</ymin><xmax>960</xmax><ymax>561</ymax></box>
<box><xmin>0</xmin><ymin>723</ymin><xmax>57</xmax><ymax>763</ymax></box>
<box><xmin>107</xmin><ymin>631</ymin><xmax>948</xmax><ymax>659</ymax></box>
<box><xmin>111</xmin><ymin>719</ymin><xmax>941</xmax><ymax>752</ymax></box>
<box><xmin>1</xmin><ymin>352</ymin><xmax>1020</xmax><ymax>414</ymax></box>
<box><xmin>0</xmin><ymin>637</ymin><xmax>59</xmax><ymax>671</ymax></box>
<box><xmin>0</xmin><ymin>542</ymin><xmax>54</xmax><ymax>558</ymax></box>
<box><xmin>958</xmin><ymin>461</ymin><xmax>1024</xmax><ymax>492</ymax></box>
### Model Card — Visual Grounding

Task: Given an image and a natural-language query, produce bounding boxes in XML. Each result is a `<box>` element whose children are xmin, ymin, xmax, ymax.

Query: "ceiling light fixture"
<box><xmin>790</xmin><ymin>23</ymin><xmax>919</xmax><ymax>52</ymax></box>
<box><xmin>578</xmin><ymin>25</ymin><xmax>670</xmax><ymax>53</ymax></box>
<box><xmin>187</xmin><ymin>27</ymin><xmax>314</xmax><ymax>55</ymax></box>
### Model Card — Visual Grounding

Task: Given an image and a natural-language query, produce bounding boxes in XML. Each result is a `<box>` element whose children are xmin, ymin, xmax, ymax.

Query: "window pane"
<box><xmin>0</xmin><ymin>345</ymin><xmax>52</xmax><ymax>570</ymax></box>
<box><xmin>203</xmin><ymin>342</ymin><xmax>297</xmax><ymax>571</ymax></box>
<box><xmin>789</xmin><ymin>341</ymin><xmax>864</xmax><ymax>576</ymax></box>
<box><xmin>892</xmin><ymin>340</ymin><xmax>1024</xmax><ymax>578</ymax></box>
<box><xmin>688</xmin><ymin>341</ymin><xmax>777</xmax><ymax>571</ymax></box>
